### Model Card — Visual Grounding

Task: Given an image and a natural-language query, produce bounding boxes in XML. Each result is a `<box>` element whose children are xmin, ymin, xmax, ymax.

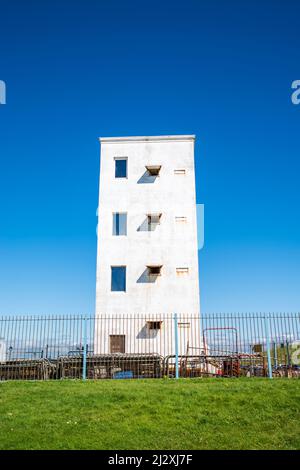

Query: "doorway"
<box><xmin>110</xmin><ymin>335</ymin><xmax>125</xmax><ymax>353</ymax></box>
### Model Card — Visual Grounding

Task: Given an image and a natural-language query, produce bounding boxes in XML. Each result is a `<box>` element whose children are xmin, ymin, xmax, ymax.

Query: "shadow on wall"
<box><xmin>137</xmin><ymin>268</ymin><xmax>160</xmax><ymax>283</ymax></box>
<box><xmin>137</xmin><ymin>217</ymin><xmax>159</xmax><ymax>232</ymax></box>
<box><xmin>137</xmin><ymin>171</ymin><xmax>159</xmax><ymax>184</ymax></box>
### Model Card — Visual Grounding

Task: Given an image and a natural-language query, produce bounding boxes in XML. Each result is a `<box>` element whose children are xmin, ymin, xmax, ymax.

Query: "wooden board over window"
<box><xmin>110</xmin><ymin>335</ymin><xmax>125</xmax><ymax>353</ymax></box>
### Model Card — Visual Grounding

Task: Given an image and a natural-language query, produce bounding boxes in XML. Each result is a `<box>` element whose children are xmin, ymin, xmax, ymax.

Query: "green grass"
<box><xmin>0</xmin><ymin>378</ymin><xmax>299</xmax><ymax>450</ymax></box>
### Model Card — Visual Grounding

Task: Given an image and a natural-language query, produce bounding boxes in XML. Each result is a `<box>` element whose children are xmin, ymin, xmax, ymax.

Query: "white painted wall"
<box><xmin>0</xmin><ymin>339</ymin><xmax>6</xmax><ymax>363</ymax></box>
<box><xmin>95</xmin><ymin>135</ymin><xmax>201</xmax><ymax>355</ymax></box>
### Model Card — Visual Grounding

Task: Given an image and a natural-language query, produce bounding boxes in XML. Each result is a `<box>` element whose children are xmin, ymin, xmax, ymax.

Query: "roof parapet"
<box><xmin>99</xmin><ymin>135</ymin><xmax>196</xmax><ymax>143</ymax></box>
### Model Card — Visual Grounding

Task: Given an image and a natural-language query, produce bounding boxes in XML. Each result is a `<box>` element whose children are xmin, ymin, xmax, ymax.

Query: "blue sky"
<box><xmin>0</xmin><ymin>0</ymin><xmax>299</xmax><ymax>315</ymax></box>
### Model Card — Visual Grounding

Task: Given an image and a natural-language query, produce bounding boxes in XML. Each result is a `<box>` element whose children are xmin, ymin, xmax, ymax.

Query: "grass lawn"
<box><xmin>0</xmin><ymin>378</ymin><xmax>299</xmax><ymax>450</ymax></box>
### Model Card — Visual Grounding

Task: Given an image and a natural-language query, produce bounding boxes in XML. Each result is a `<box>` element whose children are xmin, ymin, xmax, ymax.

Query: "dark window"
<box><xmin>111</xmin><ymin>266</ymin><xmax>126</xmax><ymax>291</ymax></box>
<box><xmin>147</xmin><ymin>265</ymin><xmax>162</xmax><ymax>276</ymax></box>
<box><xmin>110</xmin><ymin>335</ymin><xmax>125</xmax><ymax>353</ymax></box>
<box><xmin>147</xmin><ymin>213</ymin><xmax>161</xmax><ymax>231</ymax></box>
<box><xmin>145</xmin><ymin>165</ymin><xmax>161</xmax><ymax>176</ymax></box>
<box><xmin>113</xmin><ymin>213</ymin><xmax>127</xmax><ymax>236</ymax></box>
<box><xmin>115</xmin><ymin>158</ymin><xmax>127</xmax><ymax>178</ymax></box>
<box><xmin>147</xmin><ymin>321</ymin><xmax>162</xmax><ymax>330</ymax></box>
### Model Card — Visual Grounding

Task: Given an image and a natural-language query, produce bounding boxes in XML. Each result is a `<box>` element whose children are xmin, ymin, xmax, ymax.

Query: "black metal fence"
<box><xmin>0</xmin><ymin>313</ymin><xmax>299</xmax><ymax>380</ymax></box>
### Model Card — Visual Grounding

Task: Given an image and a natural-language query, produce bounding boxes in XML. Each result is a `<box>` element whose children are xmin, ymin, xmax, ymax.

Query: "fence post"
<box><xmin>286</xmin><ymin>340</ymin><xmax>290</xmax><ymax>367</ymax></box>
<box><xmin>264</xmin><ymin>315</ymin><xmax>273</xmax><ymax>379</ymax></box>
<box><xmin>273</xmin><ymin>341</ymin><xmax>277</xmax><ymax>368</ymax></box>
<box><xmin>82</xmin><ymin>316</ymin><xmax>87</xmax><ymax>380</ymax></box>
<box><xmin>174</xmin><ymin>313</ymin><xmax>179</xmax><ymax>379</ymax></box>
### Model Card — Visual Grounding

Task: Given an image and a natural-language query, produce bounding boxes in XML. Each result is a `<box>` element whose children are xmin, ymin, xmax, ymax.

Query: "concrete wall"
<box><xmin>95</xmin><ymin>135</ymin><xmax>200</xmax><ymax>354</ymax></box>
<box><xmin>0</xmin><ymin>339</ymin><xmax>6</xmax><ymax>363</ymax></box>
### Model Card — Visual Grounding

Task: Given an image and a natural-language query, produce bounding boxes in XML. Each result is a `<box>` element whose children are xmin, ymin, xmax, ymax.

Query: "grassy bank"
<box><xmin>0</xmin><ymin>378</ymin><xmax>299</xmax><ymax>450</ymax></box>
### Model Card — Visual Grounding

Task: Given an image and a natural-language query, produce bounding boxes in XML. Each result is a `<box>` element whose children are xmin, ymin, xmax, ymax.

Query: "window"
<box><xmin>145</xmin><ymin>165</ymin><xmax>161</xmax><ymax>176</ymax></box>
<box><xmin>147</xmin><ymin>213</ymin><xmax>162</xmax><ymax>231</ymax></box>
<box><xmin>178</xmin><ymin>322</ymin><xmax>190</xmax><ymax>329</ymax></box>
<box><xmin>147</xmin><ymin>265</ymin><xmax>162</xmax><ymax>276</ymax></box>
<box><xmin>175</xmin><ymin>216</ymin><xmax>187</xmax><ymax>223</ymax></box>
<box><xmin>111</xmin><ymin>266</ymin><xmax>126</xmax><ymax>291</ymax></box>
<box><xmin>176</xmin><ymin>267</ymin><xmax>189</xmax><ymax>276</ymax></box>
<box><xmin>115</xmin><ymin>158</ymin><xmax>127</xmax><ymax>178</ymax></box>
<box><xmin>147</xmin><ymin>321</ymin><xmax>162</xmax><ymax>330</ymax></box>
<box><xmin>113</xmin><ymin>213</ymin><xmax>127</xmax><ymax>236</ymax></box>
<box><xmin>174</xmin><ymin>169</ymin><xmax>186</xmax><ymax>175</ymax></box>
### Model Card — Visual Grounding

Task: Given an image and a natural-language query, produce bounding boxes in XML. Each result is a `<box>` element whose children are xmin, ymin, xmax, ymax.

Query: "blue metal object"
<box><xmin>174</xmin><ymin>313</ymin><xmax>179</xmax><ymax>379</ymax></box>
<box><xmin>113</xmin><ymin>371</ymin><xmax>133</xmax><ymax>379</ymax></box>
<box><xmin>264</xmin><ymin>315</ymin><xmax>273</xmax><ymax>379</ymax></box>
<box><xmin>82</xmin><ymin>316</ymin><xmax>87</xmax><ymax>380</ymax></box>
<box><xmin>273</xmin><ymin>341</ymin><xmax>277</xmax><ymax>368</ymax></box>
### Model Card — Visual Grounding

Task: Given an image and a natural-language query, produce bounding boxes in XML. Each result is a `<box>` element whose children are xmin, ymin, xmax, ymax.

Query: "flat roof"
<box><xmin>99</xmin><ymin>135</ymin><xmax>196</xmax><ymax>143</ymax></box>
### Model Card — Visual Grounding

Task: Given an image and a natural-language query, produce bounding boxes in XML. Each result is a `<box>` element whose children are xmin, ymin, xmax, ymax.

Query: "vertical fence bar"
<box><xmin>174</xmin><ymin>313</ymin><xmax>179</xmax><ymax>379</ymax></box>
<box><xmin>82</xmin><ymin>316</ymin><xmax>87</xmax><ymax>380</ymax></box>
<box><xmin>264</xmin><ymin>315</ymin><xmax>273</xmax><ymax>379</ymax></box>
<box><xmin>286</xmin><ymin>339</ymin><xmax>290</xmax><ymax>367</ymax></box>
<box><xmin>273</xmin><ymin>341</ymin><xmax>278</xmax><ymax>368</ymax></box>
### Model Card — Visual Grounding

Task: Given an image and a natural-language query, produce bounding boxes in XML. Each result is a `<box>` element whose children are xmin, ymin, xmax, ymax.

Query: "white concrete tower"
<box><xmin>95</xmin><ymin>135</ymin><xmax>200</xmax><ymax>355</ymax></box>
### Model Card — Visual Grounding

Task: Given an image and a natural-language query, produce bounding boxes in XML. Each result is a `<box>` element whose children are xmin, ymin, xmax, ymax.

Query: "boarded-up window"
<box><xmin>110</xmin><ymin>335</ymin><xmax>125</xmax><ymax>353</ymax></box>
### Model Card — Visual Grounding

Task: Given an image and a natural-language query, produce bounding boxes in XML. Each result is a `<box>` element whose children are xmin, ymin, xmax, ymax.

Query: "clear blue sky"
<box><xmin>0</xmin><ymin>0</ymin><xmax>299</xmax><ymax>315</ymax></box>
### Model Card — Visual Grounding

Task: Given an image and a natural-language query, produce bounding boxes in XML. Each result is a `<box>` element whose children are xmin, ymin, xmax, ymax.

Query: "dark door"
<box><xmin>110</xmin><ymin>335</ymin><xmax>125</xmax><ymax>353</ymax></box>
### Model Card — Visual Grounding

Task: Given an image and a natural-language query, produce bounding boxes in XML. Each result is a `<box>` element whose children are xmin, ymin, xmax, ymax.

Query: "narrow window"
<box><xmin>113</xmin><ymin>213</ymin><xmax>127</xmax><ymax>236</ymax></box>
<box><xmin>176</xmin><ymin>267</ymin><xmax>189</xmax><ymax>276</ymax></box>
<box><xmin>174</xmin><ymin>169</ymin><xmax>186</xmax><ymax>175</ymax></box>
<box><xmin>175</xmin><ymin>216</ymin><xmax>187</xmax><ymax>223</ymax></box>
<box><xmin>178</xmin><ymin>322</ymin><xmax>190</xmax><ymax>329</ymax></box>
<box><xmin>111</xmin><ymin>266</ymin><xmax>126</xmax><ymax>291</ymax></box>
<box><xmin>115</xmin><ymin>158</ymin><xmax>127</xmax><ymax>178</ymax></box>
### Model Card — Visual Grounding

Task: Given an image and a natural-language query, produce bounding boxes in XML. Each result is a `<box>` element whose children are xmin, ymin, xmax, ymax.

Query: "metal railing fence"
<box><xmin>0</xmin><ymin>313</ymin><xmax>299</xmax><ymax>380</ymax></box>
